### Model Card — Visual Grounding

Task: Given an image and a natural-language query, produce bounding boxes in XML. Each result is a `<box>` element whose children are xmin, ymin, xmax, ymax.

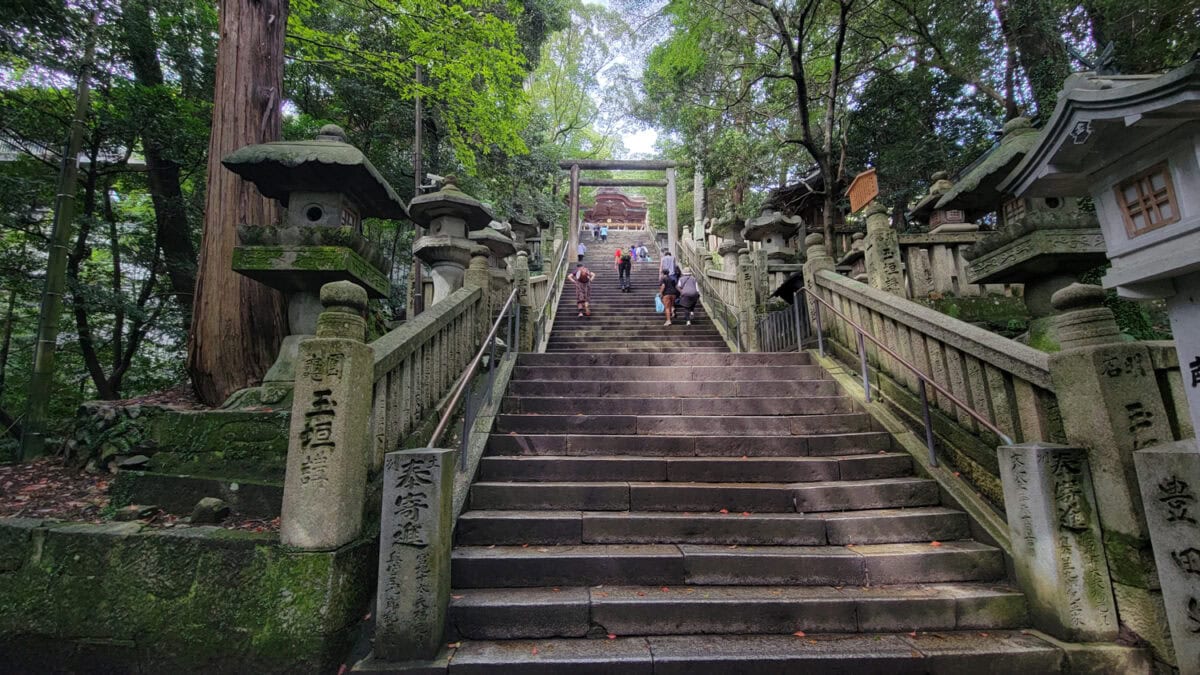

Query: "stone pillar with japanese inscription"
<box><xmin>1136</xmin><ymin>442</ymin><xmax>1200</xmax><ymax>674</ymax></box>
<box><xmin>1048</xmin><ymin>283</ymin><xmax>1176</xmax><ymax>661</ymax></box>
<box><xmin>464</xmin><ymin>246</ymin><xmax>492</xmax><ymax>346</ymax></box>
<box><xmin>862</xmin><ymin>201</ymin><xmax>904</xmax><ymax>297</ymax></box>
<box><xmin>736</xmin><ymin>247</ymin><xmax>759</xmax><ymax>351</ymax></box>
<box><xmin>280</xmin><ymin>281</ymin><xmax>374</xmax><ymax>551</ymax></box>
<box><xmin>999</xmin><ymin>442</ymin><xmax>1118</xmax><ymax>641</ymax></box>
<box><xmin>512</xmin><ymin>250</ymin><xmax>534</xmax><ymax>352</ymax></box>
<box><xmin>375</xmin><ymin>447</ymin><xmax>455</xmax><ymax>661</ymax></box>
<box><xmin>802</xmin><ymin>233</ymin><xmax>835</xmax><ymax>330</ymax></box>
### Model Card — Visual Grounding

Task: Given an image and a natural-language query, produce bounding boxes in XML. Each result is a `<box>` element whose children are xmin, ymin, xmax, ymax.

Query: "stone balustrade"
<box><xmin>811</xmin><ymin>267</ymin><xmax>1063</xmax><ymax>505</ymax></box>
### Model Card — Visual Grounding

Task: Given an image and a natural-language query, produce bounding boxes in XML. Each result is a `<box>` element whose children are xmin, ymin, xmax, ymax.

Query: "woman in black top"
<box><xmin>659</xmin><ymin>272</ymin><xmax>680</xmax><ymax>326</ymax></box>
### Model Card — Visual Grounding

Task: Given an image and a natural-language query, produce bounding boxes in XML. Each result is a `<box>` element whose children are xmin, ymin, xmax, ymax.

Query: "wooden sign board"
<box><xmin>846</xmin><ymin>168</ymin><xmax>879</xmax><ymax>214</ymax></box>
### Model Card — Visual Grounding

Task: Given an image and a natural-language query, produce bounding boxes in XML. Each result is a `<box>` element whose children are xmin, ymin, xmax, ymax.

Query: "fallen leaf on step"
<box><xmin>910</xmin><ymin>650</ymin><xmax>922</xmax><ymax>658</ymax></box>
<box><xmin>337</xmin><ymin>665</ymin><xmax>347</xmax><ymax>675</ymax></box>
<box><xmin>552</xmin><ymin>587</ymin><xmax>561</xmax><ymax>592</ymax></box>
<box><xmin>521</xmin><ymin>543</ymin><xmax>529</xmax><ymax>548</ymax></box>
<box><xmin>793</xmin><ymin>631</ymin><xmax>806</xmax><ymax>637</ymax></box>
<box><xmin>448</xmin><ymin>642</ymin><xmax>461</xmax><ymax>649</ymax></box>
<box><xmin>452</xmin><ymin>595</ymin><xmax>464</xmax><ymax>600</ymax></box>
<box><xmin>930</xmin><ymin>541</ymin><xmax>942</xmax><ymax>547</ymax></box>
<box><xmin>660</xmin><ymin>587</ymin><xmax>670</xmax><ymax>593</ymax></box>
<box><xmin>531</xmin><ymin>647</ymin><xmax>539</xmax><ymax>655</ymax></box>
<box><xmin>607</xmin><ymin>634</ymin><xmax>617</xmax><ymax>640</ymax></box>
<box><xmin>907</xmin><ymin>632</ymin><xmax>917</xmax><ymax>637</ymax></box>
<box><xmin>952</xmin><ymin>471</ymin><xmax>960</xmax><ymax>477</ymax></box>
<box><xmin>741</xmin><ymin>512</ymin><xmax>750</xmax><ymax>517</ymax></box>
<box><xmin>741</xmin><ymin>455</ymin><xmax>748</xmax><ymax>460</ymax></box>
<box><xmin>595</xmin><ymin>592</ymin><xmax>608</xmax><ymax>597</ymax></box>
<box><xmin>364</xmin><ymin>612</ymin><xmax>372</xmax><ymax>620</ymax></box>
<box><xmin>978</xmin><ymin>632</ymin><xmax>989</xmax><ymax>637</ymax></box>
<box><xmin>719</xmin><ymin>508</ymin><xmax>729</xmax><ymax>514</ymax></box>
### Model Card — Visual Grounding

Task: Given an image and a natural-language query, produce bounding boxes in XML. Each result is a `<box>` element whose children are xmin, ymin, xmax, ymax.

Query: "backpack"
<box><xmin>621</xmin><ymin>253</ymin><xmax>632</xmax><ymax>263</ymax></box>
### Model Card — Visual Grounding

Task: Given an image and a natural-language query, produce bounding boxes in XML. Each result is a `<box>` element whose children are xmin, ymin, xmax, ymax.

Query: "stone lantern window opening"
<box><xmin>1114</xmin><ymin>161</ymin><xmax>1180</xmax><ymax>237</ymax></box>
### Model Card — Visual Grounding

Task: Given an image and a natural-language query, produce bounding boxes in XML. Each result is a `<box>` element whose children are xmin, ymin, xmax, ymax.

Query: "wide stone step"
<box><xmin>454</xmin><ymin>506</ymin><xmax>971</xmax><ymax>546</ymax></box>
<box><xmin>501</xmin><ymin>396</ymin><xmax>855</xmax><ymax>416</ymax></box>
<box><xmin>468</xmin><ymin>477</ymin><xmax>940</xmax><ymax>513</ymax></box>
<box><xmin>546</xmin><ymin>336</ymin><xmax>726</xmax><ymax>345</ymax></box>
<box><xmin>450</xmin><ymin>541</ymin><xmax>1005</xmax><ymax>587</ymax></box>
<box><xmin>440</xmin><ymin>631</ymin><xmax>1063</xmax><ymax>673</ymax></box>
<box><xmin>519</xmin><ymin>353</ymin><xmax>810</xmax><ymax>367</ymax></box>
<box><xmin>493</xmin><ymin>413</ymin><xmax>875</xmax><ymax>436</ymax></box>
<box><xmin>512</xmin><ymin>365</ymin><xmax>827</xmax><ymax>381</ymax></box>
<box><xmin>485</xmin><ymin>432</ymin><xmax>893</xmax><ymax>457</ymax></box>
<box><xmin>447</xmin><ymin>583</ymin><xmax>1028</xmax><ymax>639</ymax></box>
<box><xmin>546</xmin><ymin>346</ymin><xmax>731</xmax><ymax>353</ymax></box>
<box><xmin>505</xmin><ymin>380</ymin><xmax>839</xmax><ymax>398</ymax></box>
<box><xmin>478</xmin><ymin>453</ymin><xmax>908</xmax><ymax>482</ymax></box>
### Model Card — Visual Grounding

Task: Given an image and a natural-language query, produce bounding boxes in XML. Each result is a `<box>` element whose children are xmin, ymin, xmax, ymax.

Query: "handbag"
<box><xmin>654</xmin><ymin>294</ymin><xmax>665</xmax><ymax>313</ymax></box>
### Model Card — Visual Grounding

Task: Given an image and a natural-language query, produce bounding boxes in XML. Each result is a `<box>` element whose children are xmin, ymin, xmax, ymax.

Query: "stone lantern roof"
<box><xmin>469</xmin><ymin>226</ymin><xmax>517</xmax><ymax>259</ymax></box>
<box><xmin>908</xmin><ymin>171</ymin><xmax>956</xmax><ymax>222</ymax></box>
<box><xmin>222</xmin><ymin>124</ymin><xmax>408</xmax><ymax>220</ymax></box>
<box><xmin>935</xmin><ymin>117</ymin><xmax>1040</xmax><ymax>212</ymax></box>
<box><xmin>742</xmin><ymin>210</ymin><xmax>802</xmax><ymax>242</ymax></box>
<box><xmin>1000</xmin><ymin>63</ymin><xmax>1199</xmax><ymax>197</ymax></box>
<box><xmin>408</xmin><ymin>176</ymin><xmax>494</xmax><ymax>230</ymax></box>
<box><xmin>509</xmin><ymin>213</ymin><xmax>540</xmax><ymax>240</ymax></box>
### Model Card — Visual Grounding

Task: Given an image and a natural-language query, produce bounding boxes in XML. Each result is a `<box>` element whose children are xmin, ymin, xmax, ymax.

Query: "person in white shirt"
<box><xmin>577</xmin><ymin>241</ymin><xmax>587</xmax><ymax>262</ymax></box>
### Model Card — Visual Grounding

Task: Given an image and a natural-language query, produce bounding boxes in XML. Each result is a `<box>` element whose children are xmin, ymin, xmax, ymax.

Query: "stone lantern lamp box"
<box><xmin>1001</xmin><ymin>62</ymin><xmax>1200</xmax><ymax>449</ymax></box>
<box><xmin>223</xmin><ymin>124</ymin><xmax>406</xmax><ymax>316</ymax></box>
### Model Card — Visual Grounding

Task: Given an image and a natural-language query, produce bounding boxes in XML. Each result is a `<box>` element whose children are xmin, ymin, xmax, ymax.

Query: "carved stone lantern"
<box><xmin>223</xmin><ymin>124</ymin><xmax>404</xmax><ymax>333</ymax></box>
<box><xmin>509</xmin><ymin>213</ymin><xmax>539</xmax><ymax>257</ymax></box>
<box><xmin>409</xmin><ymin>176</ymin><xmax>495</xmax><ymax>304</ymax></box>
<box><xmin>938</xmin><ymin>117</ymin><xmax>1106</xmax><ymax>331</ymax></box>
<box><xmin>470</xmin><ymin>222</ymin><xmax>518</xmax><ymax>270</ymax></box>
<box><xmin>709</xmin><ymin>211</ymin><xmax>745</xmax><ymax>271</ymax></box>
<box><xmin>221</xmin><ymin>124</ymin><xmax>406</xmax><ymax>407</ymax></box>
<box><xmin>742</xmin><ymin>209</ymin><xmax>803</xmax><ymax>263</ymax></box>
<box><xmin>908</xmin><ymin>171</ymin><xmax>976</xmax><ymax>233</ymax></box>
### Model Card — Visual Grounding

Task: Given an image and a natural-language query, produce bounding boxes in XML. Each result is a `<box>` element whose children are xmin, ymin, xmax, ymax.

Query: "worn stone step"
<box><xmin>450</xmin><ymin>541</ymin><xmax>1005</xmax><ymax>587</ymax></box>
<box><xmin>439</xmin><ymin>631</ymin><xmax>1066</xmax><ymax>675</ymax></box>
<box><xmin>512</xmin><ymin>365</ymin><xmax>827</xmax><ymax>381</ymax></box>
<box><xmin>477</xmin><ymin>453</ymin><xmax>909</xmax><ymax>483</ymax></box>
<box><xmin>454</xmin><ymin>506</ymin><xmax>971</xmax><ymax>546</ymax></box>
<box><xmin>519</xmin><ymin>353</ymin><xmax>811</xmax><ymax>367</ymax></box>
<box><xmin>469</xmin><ymin>477</ymin><xmax>939</xmax><ymax>513</ymax></box>
<box><xmin>546</xmin><ymin>346</ymin><xmax>732</xmax><ymax>353</ymax></box>
<box><xmin>506</xmin><ymin>379</ymin><xmax>839</xmax><ymax>398</ymax></box>
<box><xmin>493</xmin><ymin>413</ymin><xmax>875</xmax><ymax>436</ymax></box>
<box><xmin>485</xmin><ymin>432</ymin><xmax>893</xmax><ymax>457</ymax></box>
<box><xmin>447</xmin><ymin>583</ymin><xmax>1029</xmax><ymax>639</ymax></box>
<box><xmin>501</xmin><ymin>396</ymin><xmax>855</xmax><ymax>416</ymax></box>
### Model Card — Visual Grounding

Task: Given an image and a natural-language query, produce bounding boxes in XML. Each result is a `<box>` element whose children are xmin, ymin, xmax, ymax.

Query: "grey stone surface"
<box><xmin>449</xmin><ymin>587</ymin><xmax>590</xmax><ymax>639</ymax></box>
<box><xmin>1135</xmin><ymin>439</ymin><xmax>1200</xmax><ymax>672</ymax></box>
<box><xmin>189</xmin><ymin>497</ymin><xmax>230</xmax><ymax>524</ymax></box>
<box><xmin>448</xmin><ymin>637</ymin><xmax>653</xmax><ymax>674</ymax></box>
<box><xmin>376</xmin><ymin>448</ymin><xmax>456</xmax><ymax>661</ymax></box>
<box><xmin>998</xmin><ymin>443</ymin><xmax>1118</xmax><ymax>642</ymax></box>
<box><xmin>451</xmin><ymin>545</ymin><xmax>686</xmax><ymax>588</ymax></box>
<box><xmin>454</xmin><ymin>511</ymin><xmax>583</xmax><ymax>546</ymax></box>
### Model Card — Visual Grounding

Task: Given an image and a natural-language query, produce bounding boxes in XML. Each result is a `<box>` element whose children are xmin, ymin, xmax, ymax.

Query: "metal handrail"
<box><xmin>799</xmin><ymin>286</ymin><xmax>1013</xmax><ymax>466</ymax></box>
<box><xmin>428</xmin><ymin>287</ymin><xmax>520</xmax><ymax>469</ymax></box>
<box><xmin>534</xmin><ymin>240</ymin><xmax>570</xmax><ymax>352</ymax></box>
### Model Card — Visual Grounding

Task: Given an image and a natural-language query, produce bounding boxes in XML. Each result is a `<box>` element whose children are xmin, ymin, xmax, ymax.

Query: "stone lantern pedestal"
<box><xmin>409</xmin><ymin>177</ymin><xmax>494</xmax><ymax>305</ymax></box>
<box><xmin>710</xmin><ymin>212</ymin><xmax>745</xmax><ymax>271</ymax></box>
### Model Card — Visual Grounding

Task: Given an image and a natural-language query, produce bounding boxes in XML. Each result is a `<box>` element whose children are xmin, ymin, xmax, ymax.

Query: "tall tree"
<box><xmin>188</xmin><ymin>0</ymin><xmax>289</xmax><ymax>406</ymax></box>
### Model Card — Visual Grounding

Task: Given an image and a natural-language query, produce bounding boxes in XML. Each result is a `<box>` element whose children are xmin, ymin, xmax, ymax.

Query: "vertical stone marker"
<box><xmin>999</xmin><ymin>442</ymin><xmax>1118</xmax><ymax>641</ymax></box>
<box><xmin>1136</xmin><ymin>442</ymin><xmax>1200</xmax><ymax>674</ymax></box>
<box><xmin>376</xmin><ymin>447</ymin><xmax>455</xmax><ymax>661</ymax></box>
<box><xmin>862</xmin><ymin>202</ymin><xmax>904</xmax><ymax>296</ymax></box>
<box><xmin>280</xmin><ymin>281</ymin><xmax>373</xmax><ymax>551</ymax></box>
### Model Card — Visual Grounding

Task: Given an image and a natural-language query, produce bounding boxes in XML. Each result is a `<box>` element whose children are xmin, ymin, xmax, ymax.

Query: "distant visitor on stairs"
<box><xmin>576</xmin><ymin>241</ymin><xmax>586</xmax><ymax>262</ymax></box>
<box><xmin>618</xmin><ymin>250</ymin><xmax>633</xmax><ymax>293</ymax></box>
<box><xmin>569</xmin><ymin>262</ymin><xmax>595</xmax><ymax>316</ymax></box>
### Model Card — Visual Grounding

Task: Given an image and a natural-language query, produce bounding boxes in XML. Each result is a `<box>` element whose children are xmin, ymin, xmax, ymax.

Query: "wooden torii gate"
<box><xmin>558</xmin><ymin>159</ymin><xmax>682</xmax><ymax>260</ymax></box>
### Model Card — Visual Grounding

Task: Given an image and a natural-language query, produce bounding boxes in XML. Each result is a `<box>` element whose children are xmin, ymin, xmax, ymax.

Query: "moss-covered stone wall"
<box><xmin>0</xmin><ymin>518</ymin><xmax>374</xmax><ymax>673</ymax></box>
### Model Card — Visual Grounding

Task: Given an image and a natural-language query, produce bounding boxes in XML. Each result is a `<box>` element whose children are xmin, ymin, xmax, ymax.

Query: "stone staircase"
<box><xmin>442</xmin><ymin>230</ymin><xmax>1066</xmax><ymax>671</ymax></box>
<box><xmin>547</xmin><ymin>231</ymin><xmax>727</xmax><ymax>353</ymax></box>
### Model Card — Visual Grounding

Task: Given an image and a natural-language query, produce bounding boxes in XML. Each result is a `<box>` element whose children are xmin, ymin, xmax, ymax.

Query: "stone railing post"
<box><xmin>863</xmin><ymin>201</ymin><xmax>904</xmax><ymax>297</ymax></box>
<box><xmin>802</xmin><ymin>233</ymin><xmax>835</xmax><ymax>326</ymax></box>
<box><xmin>736</xmin><ymin>247</ymin><xmax>760</xmax><ymax>351</ymax></box>
<box><xmin>375</xmin><ymin>447</ymin><xmax>455</xmax><ymax>661</ymax></box>
<box><xmin>280</xmin><ymin>281</ymin><xmax>374</xmax><ymax>550</ymax></box>
<box><xmin>1047</xmin><ymin>283</ymin><xmax>1175</xmax><ymax>660</ymax></box>
<box><xmin>998</xmin><ymin>442</ymin><xmax>1118</xmax><ymax>641</ymax></box>
<box><xmin>513</xmin><ymin>251</ymin><xmax>534</xmax><ymax>352</ymax></box>
<box><xmin>464</xmin><ymin>246</ymin><xmax>491</xmax><ymax>345</ymax></box>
